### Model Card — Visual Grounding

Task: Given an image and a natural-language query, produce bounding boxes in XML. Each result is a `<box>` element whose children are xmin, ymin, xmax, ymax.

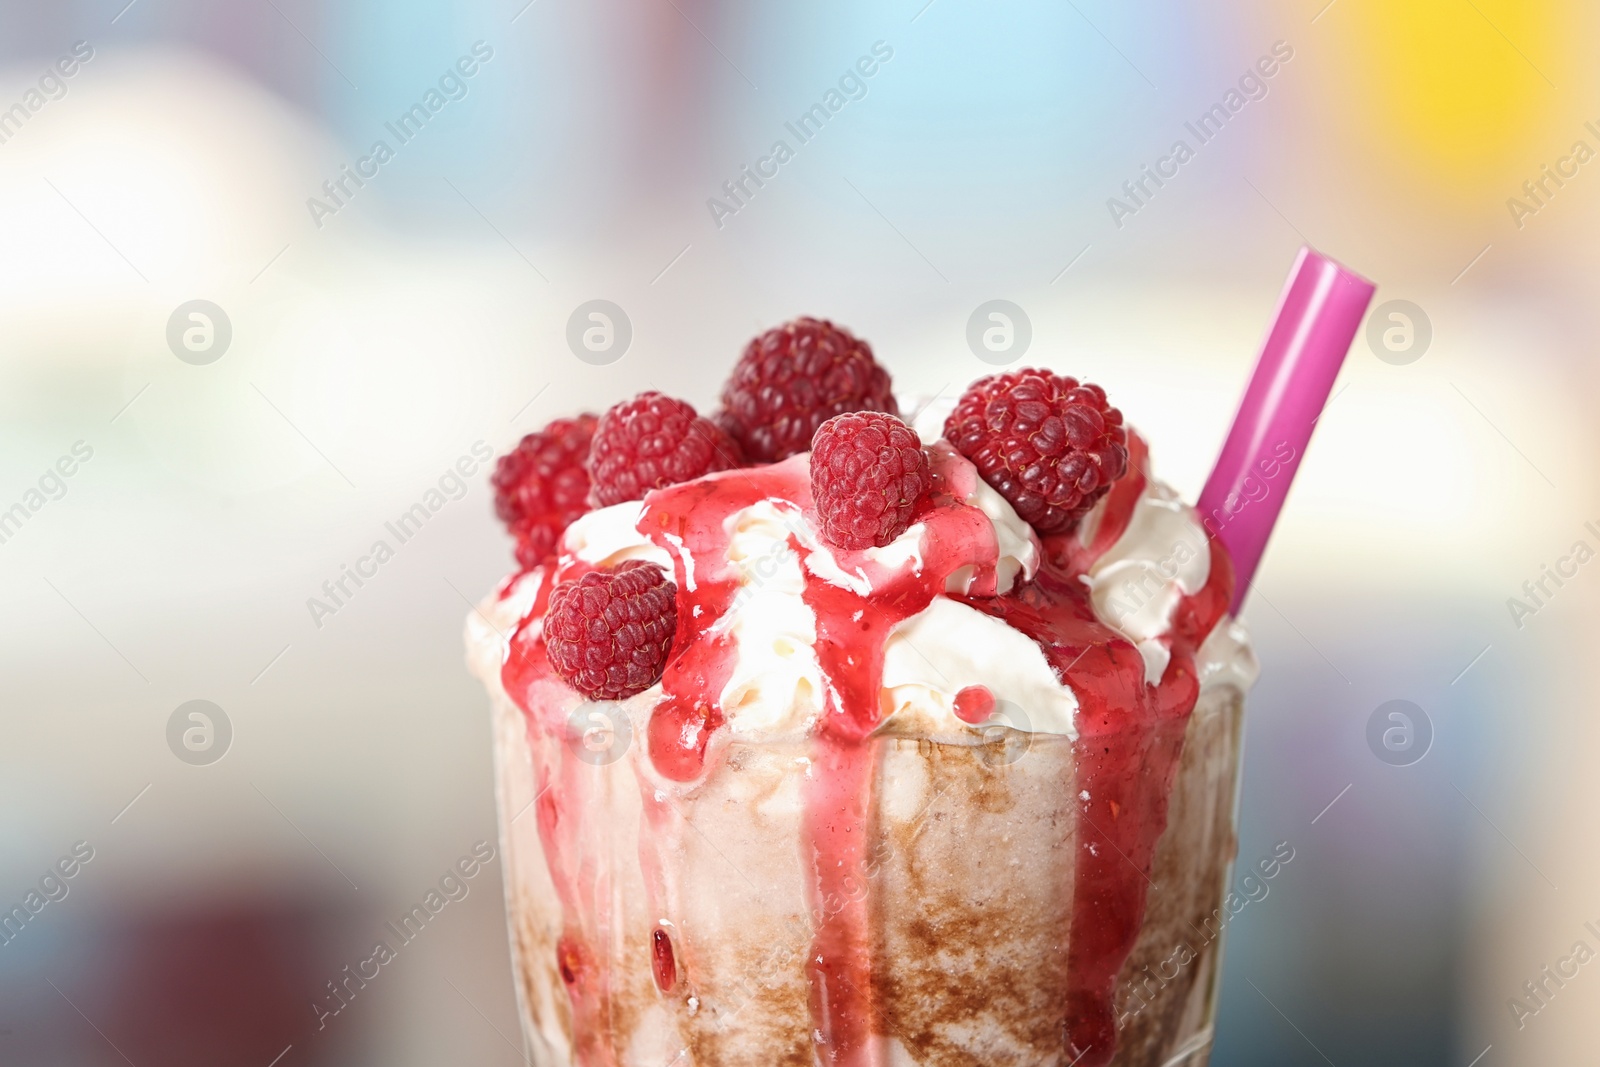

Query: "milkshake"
<box><xmin>467</xmin><ymin>320</ymin><xmax>1259</xmax><ymax>1066</ymax></box>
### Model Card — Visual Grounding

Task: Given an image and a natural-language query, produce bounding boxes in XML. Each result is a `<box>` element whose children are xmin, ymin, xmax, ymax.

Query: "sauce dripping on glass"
<box><xmin>501</xmin><ymin>430</ymin><xmax>1232</xmax><ymax>1066</ymax></box>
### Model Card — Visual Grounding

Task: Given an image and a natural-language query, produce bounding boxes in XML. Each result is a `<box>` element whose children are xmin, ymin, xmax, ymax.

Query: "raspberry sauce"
<box><xmin>964</xmin><ymin>434</ymin><xmax>1233</xmax><ymax>1065</ymax></box>
<box><xmin>501</xmin><ymin>566</ymin><xmax>624</xmax><ymax>1067</ymax></box>
<box><xmin>499</xmin><ymin>430</ymin><xmax>1232</xmax><ymax>1067</ymax></box>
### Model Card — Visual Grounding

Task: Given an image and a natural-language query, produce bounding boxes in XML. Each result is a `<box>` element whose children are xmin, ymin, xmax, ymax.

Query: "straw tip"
<box><xmin>1296</xmin><ymin>244</ymin><xmax>1376</xmax><ymax>297</ymax></box>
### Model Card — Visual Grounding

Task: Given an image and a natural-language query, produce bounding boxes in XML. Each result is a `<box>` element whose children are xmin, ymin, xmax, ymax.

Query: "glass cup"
<box><xmin>472</xmin><ymin>603</ymin><xmax>1247</xmax><ymax>1067</ymax></box>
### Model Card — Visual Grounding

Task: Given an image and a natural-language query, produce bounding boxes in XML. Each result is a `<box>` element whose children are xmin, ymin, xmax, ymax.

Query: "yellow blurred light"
<box><xmin>1337</xmin><ymin>0</ymin><xmax>1573</xmax><ymax>199</ymax></box>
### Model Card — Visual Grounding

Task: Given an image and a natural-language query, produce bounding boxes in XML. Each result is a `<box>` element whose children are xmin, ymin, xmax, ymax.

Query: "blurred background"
<box><xmin>1</xmin><ymin>0</ymin><xmax>1595</xmax><ymax>1063</ymax></box>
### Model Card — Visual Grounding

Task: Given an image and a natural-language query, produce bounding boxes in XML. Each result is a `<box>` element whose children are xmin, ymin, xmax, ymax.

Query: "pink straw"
<box><xmin>1198</xmin><ymin>246</ymin><xmax>1375</xmax><ymax>614</ymax></box>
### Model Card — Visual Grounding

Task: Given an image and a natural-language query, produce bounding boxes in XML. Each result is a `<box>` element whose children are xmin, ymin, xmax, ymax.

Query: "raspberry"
<box><xmin>943</xmin><ymin>369</ymin><xmax>1129</xmax><ymax>534</ymax></box>
<box><xmin>491</xmin><ymin>415</ymin><xmax>598</xmax><ymax>568</ymax></box>
<box><xmin>588</xmin><ymin>392</ymin><xmax>741</xmax><ymax>507</ymax></box>
<box><xmin>809</xmin><ymin>411</ymin><xmax>930</xmax><ymax>549</ymax></box>
<box><xmin>544</xmin><ymin>560</ymin><xmax>678</xmax><ymax>700</ymax></box>
<box><xmin>718</xmin><ymin>317</ymin><xmax>898</xmax><ymax>463</ymax></box>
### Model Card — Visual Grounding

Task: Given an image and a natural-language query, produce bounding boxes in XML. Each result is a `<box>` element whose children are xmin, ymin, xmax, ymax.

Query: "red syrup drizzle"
<box><xmin>955</xmin><ymin>431</ymin><xmax>1234</xmax><ymax>1066</ymax></box>
<box><xmin>501</xmin><ymin>464</ymin><xmax>806</xmax><ymax>1067</ymax></box>
<box><xmin>502</xmin><ymin>569</ymin><xmax>627</xmax><ymax>1067</ymax></box>
<box><xmin>651</xmin><ymin>928</ymin><xmax>678</xmax><ymax>992</ymax></box>
<box><xmin>952</xmin><ymin>684</ymin><xmax>997</xmax><ymax>724</ymax></box>
<box><xmin>498</xmin><ymin>430</ymin><xmax>1233</xmax><ymax>1067</ymax></box>
<box><xmin>636</xmin><ymin>445</ymin><xmax>1011</xmax><ymax>1067</ymax></box>
<box><xmin>797</xmin><ymin>454</ymin><xmax>1013</xmax><ymax>1067</ymax></box>
<box><xmin>635</xmin><ymin>464</ymin><xmax>802</xmax><ymax>782</ymax></box>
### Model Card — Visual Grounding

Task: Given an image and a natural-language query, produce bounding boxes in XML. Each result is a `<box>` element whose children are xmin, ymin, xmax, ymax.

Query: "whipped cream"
<box><xmin>1196</xmin><ymin>615</ymin><xmax>1261</xmax><ymax>693</ymax></box>
<box><xmin>734</xmin><ymin>468</ymin><xmax>1047</xmax><ymax>735</ymax></box>
<box><xmin>718</xmin><ymin>499</ymin><xmax>825</xmax><ymax>734</ymax></box>
<box><xmin>1080</xmin><ymin>480</ymin><xmax>1211</xmax><ymax>685</ymax></box>
<box><xmin>542</xmin><ymin>431</ymin><xmax>1255</xmax><ymax>743</ymax></box>
<box><xmin>564</xmin><ymin>499</ymin><xmax>674</xmax><ymax>573</ymax></box>
<box><xmin>468</xmin><ymin>568</ymin><xmax>544</xmax><ymax>653</ymax></box>
<box><xmin>881</xmin><ymin>596</ymin><xmax>1080</xmax><ymax>737</ymax></box>
<box><xmin>553</xmin><ymin>448</ymin><xmax>1043</xmax><ymax>738</ymax></box>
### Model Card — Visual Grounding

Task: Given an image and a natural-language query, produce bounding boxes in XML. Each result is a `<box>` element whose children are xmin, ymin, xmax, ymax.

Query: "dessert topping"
<box><xmin>944</xmin><ymin>368</ymin><xmax>1129</xmax><ymax>534</ymax></box>
<box><xmin>588</xmin><ymin>392</ymin><xmax>741</xmax><ymax>507</ymax></box>
<box><xmin>544</xmin><ymin>560</ymin><xmax>678</xmax><ymax>699</ymax></box>
<box><xmin>490</xmin><ymin>414</ymin><xmax>597</xmax><ymax>568</ymax></box>
<box><xmin>718</xmin><ymin>317</ymin><xmax>897</xmax><ymax>463</ymax></box>
<box><xmin>809</xmin><ymin>411</ymin><xmax>930</xmax><ymax>549</ymax></box>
